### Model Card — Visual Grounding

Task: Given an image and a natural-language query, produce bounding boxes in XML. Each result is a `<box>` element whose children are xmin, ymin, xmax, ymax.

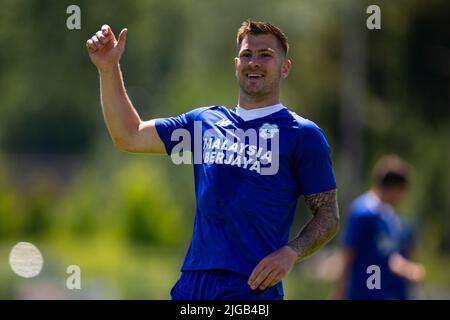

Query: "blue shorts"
<box><xmin>170</xmin><ymin>269</ymin><xmax>284</xmax><ymax>300</ymax></box>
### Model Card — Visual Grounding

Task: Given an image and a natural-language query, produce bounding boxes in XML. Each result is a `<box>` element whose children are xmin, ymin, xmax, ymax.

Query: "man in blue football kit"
<box><xmin>87</xmin><ymin>20</ymin><xmax>339</xmax><ymax>300</ymax></box>
<box><xmin>335</xmin><ymin>155</ymin><xmax>425</xmax><ymax>299</ymax></box>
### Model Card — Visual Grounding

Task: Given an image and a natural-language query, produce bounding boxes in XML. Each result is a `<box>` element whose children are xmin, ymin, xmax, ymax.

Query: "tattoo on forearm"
<box><xmin>287</xmin><ymin>189</ymin><xmax>339</xmax><ymax>262</ymax></box>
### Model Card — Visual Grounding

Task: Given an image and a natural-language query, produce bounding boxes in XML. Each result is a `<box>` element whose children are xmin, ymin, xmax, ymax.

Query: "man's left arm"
<box><xmin>248</xmin><ymin>189</ymin><xmax>339</xmax><ymax>290</ymax></box>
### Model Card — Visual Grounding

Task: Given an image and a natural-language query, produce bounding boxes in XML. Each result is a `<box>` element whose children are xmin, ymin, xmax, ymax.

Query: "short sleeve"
<box><xmin>155</xmin><ymin>107</ymin><xmax>209</xmax><ymax>155</ymax></box>
<box><xmin>295</xmin><ymin>124</ymin><xmax>336</xmax><ymax>195</ymax></box>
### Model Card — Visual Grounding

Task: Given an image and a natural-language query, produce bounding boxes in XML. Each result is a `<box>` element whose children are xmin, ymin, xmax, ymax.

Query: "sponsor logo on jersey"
<box><xmin>259</xmin><ymin>123</ymin><xmax>278</xmax><ymax>139</ymax></box>
<box><xmin>215</xmin><ymin>119</ymin><xmax>233</xmax><ymax>127</ymax></box>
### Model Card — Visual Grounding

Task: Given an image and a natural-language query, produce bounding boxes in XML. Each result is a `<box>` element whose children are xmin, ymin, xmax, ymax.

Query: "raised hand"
<box><xmin>86</xmin><ymin>24</ymin><xmax>128</xmax><ymax>72</ymax></box>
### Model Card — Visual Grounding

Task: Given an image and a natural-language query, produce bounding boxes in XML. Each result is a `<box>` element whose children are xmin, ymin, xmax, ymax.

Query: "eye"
<box><xmin>261</xmin><ymin>53</ymin><xmax>272</xmax><ymax>58</ymax></box>
<box><xmin>240</xmin><ymin>52</ymin><xmax>251</xmax><ymax>58</ymax></box>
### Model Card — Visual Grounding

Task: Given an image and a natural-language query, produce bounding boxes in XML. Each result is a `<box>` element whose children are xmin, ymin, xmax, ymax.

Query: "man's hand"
<box><xmin>86</xmin><ymin>25</ymin><xmax>128</xmax><ymax>72</ymax></box>
<box><xmin>247</xmin><ymin>246</ymin><xmax>297</xmax><ymax>291</ymax></box>
<box><xmin>388</xmin><ymin>253</ymin><xmax>426</xmax><ymax>284</ymax></box>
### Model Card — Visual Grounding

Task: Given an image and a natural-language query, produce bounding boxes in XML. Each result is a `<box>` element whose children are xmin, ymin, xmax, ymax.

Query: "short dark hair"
<box><xmin>373</xmin><ymin>155</ymin><xmax>411</xmax><ymax>189</ymax></box>
<box><xmin>237</xmin><ymin>20</ymin><xmax>289</xmax><ymax>56</ymax></box>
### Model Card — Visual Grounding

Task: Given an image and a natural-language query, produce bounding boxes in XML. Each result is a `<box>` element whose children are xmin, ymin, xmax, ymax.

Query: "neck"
<box><xmin>238</xmin><ymin>93</ymin><xmax>280</xmax><ymax>110</ymax></box>
<box><xmin>372</xmin><ymin>188</ymin><xmax>394</xmax><ymax>206</ymax></box>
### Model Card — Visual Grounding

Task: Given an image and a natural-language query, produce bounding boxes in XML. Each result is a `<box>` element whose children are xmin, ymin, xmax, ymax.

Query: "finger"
<box><xmin>101</xmin><ymin>24</ymin><xmax>116</xmax><ymax>41</ymax></box>
<box><xmin>259</xmin><ymin>270</ymin><xmax>279</xmax><ymax>290</ymax></box>
<box><xmin>91</xmin><ymin>36</ymin><xmax>102</xmax><ymax>49</ymax></box>
<box><xmin>267</xmin><ymin>271</ymin><xmax>283</xmax><ymax>289</ymax></box>
<box><xmin>251</xmin><ymin>267</ymin><xmax>272</xmax><ymax>290</ymax></box>
<box><xmin>86</xmin><ymin>39</ymin><xmax>96</xmax><ymax>52</ymax></box>
<box><xmin>117</xmin><ymin>28</ymin><xmax>128</xmax><ymax>50</ymax></box>
<box><xmin>101</xmin><ymin>24</ymin><xmax>110</xmax><ymax>36</ymax></box>
<box><xmin>96</xmin><ymin>30</ymin><xmax>109</xmax><ymax>45</ymax></box>
<box><xmin>248</xmin><ymin>262</ymin><xmax>264</xmax><ymax>285</ymax></box>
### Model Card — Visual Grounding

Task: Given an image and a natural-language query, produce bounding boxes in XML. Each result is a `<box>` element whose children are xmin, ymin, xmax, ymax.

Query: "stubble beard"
<box><xmin>239</xmin><ymin>76</ymin><xmax>278</xmax><ymax>102</ymax></box>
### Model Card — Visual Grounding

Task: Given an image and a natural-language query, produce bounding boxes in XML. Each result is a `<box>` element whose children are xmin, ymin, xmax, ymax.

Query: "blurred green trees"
<box><xmin>0</xmin><ymin>0</ymin><xmax>449</xmax><ymax>298</ymax></box>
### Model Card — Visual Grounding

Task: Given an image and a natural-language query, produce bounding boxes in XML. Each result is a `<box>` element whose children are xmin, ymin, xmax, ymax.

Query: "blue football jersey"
<box><xmin>155</xmin><ymin>105</ymin><xmax>336</xmax><ymax>276</ymax></box>
<box><xmin>343</xmin><ymin>192</ymin><xmax>411</xmax><ymax>299</ymax></box>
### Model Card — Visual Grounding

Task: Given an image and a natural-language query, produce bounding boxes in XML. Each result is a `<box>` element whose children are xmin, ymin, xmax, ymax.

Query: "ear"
<box><xmin>234</xmin><ymin>57</ymin><xmax>239</xmax><ymax>66</ymax></box>
<box><xmin>281</xmin><ymin>58</ymin><xmax>292</xmax><ymax>79</ymax></box>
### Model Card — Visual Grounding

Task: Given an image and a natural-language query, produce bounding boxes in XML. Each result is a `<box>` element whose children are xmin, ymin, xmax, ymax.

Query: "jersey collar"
<box><xmin>235</xmin><ymin>104</ymin><xmax>286</xmax><ymax>122</ymax></box>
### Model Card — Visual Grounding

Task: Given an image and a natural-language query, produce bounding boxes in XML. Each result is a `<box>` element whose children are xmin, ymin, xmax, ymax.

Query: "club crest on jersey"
<box><xmin>259</xmin><ymin>123</ymin><xmax>278</xmax><ymax>139</ymax></box>
<box><xmin>215</xmin><ymin>119</ymin><xmax>233</xmax><ymax>127</ymax></box>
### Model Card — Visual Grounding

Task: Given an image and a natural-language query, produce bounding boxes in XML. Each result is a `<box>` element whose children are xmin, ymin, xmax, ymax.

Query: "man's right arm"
<box><xmin>86</xmin><ymin>25</ymin><xmax>166</xmax><ymax>154</ymax></box>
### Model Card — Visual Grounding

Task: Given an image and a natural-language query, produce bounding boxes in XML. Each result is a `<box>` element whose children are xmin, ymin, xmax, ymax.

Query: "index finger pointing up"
<box><xmin>101</xmin><ymin>24</ymin><xmax>110</xmax><ymax>36</ymax></box>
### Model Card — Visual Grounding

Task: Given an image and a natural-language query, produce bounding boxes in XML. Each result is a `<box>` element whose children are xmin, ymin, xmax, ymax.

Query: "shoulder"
<box><xmin>186</xmin><ymin>105</ymin><xmax>230</xmax><ymax>121</ymax></box>
<box><xmin>292</xmin><ymin>112</ymin><xmax>325</xmax><ymax>136</ymax></box>
<box><xmin>287</xmin><ymin>110</ymin><xmax>319</xmax><ymax>127</ymax></box>
<box><xmin>280</xmin><ymin>109</ymin><xmax>326</xmax><ymax>139</ymax></box>
<box><xmin>281</xmin><ymin>110</ymin><xmax>331</xmax><ymax>153</ymax></box>
<box><xmin>349</xmin><ymin>194</ymin><xmax>378</xmax><ymax>221</ymax></box>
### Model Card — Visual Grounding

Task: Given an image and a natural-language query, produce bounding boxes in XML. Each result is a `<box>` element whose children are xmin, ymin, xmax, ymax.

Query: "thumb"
<box><xmin>117</xmin><ymin>28</ymin><xmax>128</xmax><ymax>50</ymax></box>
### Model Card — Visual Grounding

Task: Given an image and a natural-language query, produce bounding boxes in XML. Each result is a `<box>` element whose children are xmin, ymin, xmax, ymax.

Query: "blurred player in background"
<box><xmin>335</xmin><ymin>154</ymin><xmax>425</xmax><ymax>299</ymax></box>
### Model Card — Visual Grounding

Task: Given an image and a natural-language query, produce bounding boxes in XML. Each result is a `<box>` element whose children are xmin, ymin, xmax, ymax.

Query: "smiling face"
<box><xmin>235</xmin><ymin>34</ymin><xmax>292</xmax><ymax>108</ymax></box>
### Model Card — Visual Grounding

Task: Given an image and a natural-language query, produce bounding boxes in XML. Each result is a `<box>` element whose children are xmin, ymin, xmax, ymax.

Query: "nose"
<box><xmin>248</xmin><ymin>59</ymin><xmax>261</xmax><ymax>69</ymax></box>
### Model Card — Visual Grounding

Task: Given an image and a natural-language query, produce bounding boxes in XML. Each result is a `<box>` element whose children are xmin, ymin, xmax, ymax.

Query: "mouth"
<box><xmin>245</xmin><ymin>73</ymin><xmax>265</xmax><ymax>79</ymax></box>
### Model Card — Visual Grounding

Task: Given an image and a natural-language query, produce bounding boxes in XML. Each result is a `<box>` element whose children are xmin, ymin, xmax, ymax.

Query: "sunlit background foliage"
<box><xmin>0</xmin><ymin>0</ymin><xmax>449</xmax><ymax>299</ymax></box>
